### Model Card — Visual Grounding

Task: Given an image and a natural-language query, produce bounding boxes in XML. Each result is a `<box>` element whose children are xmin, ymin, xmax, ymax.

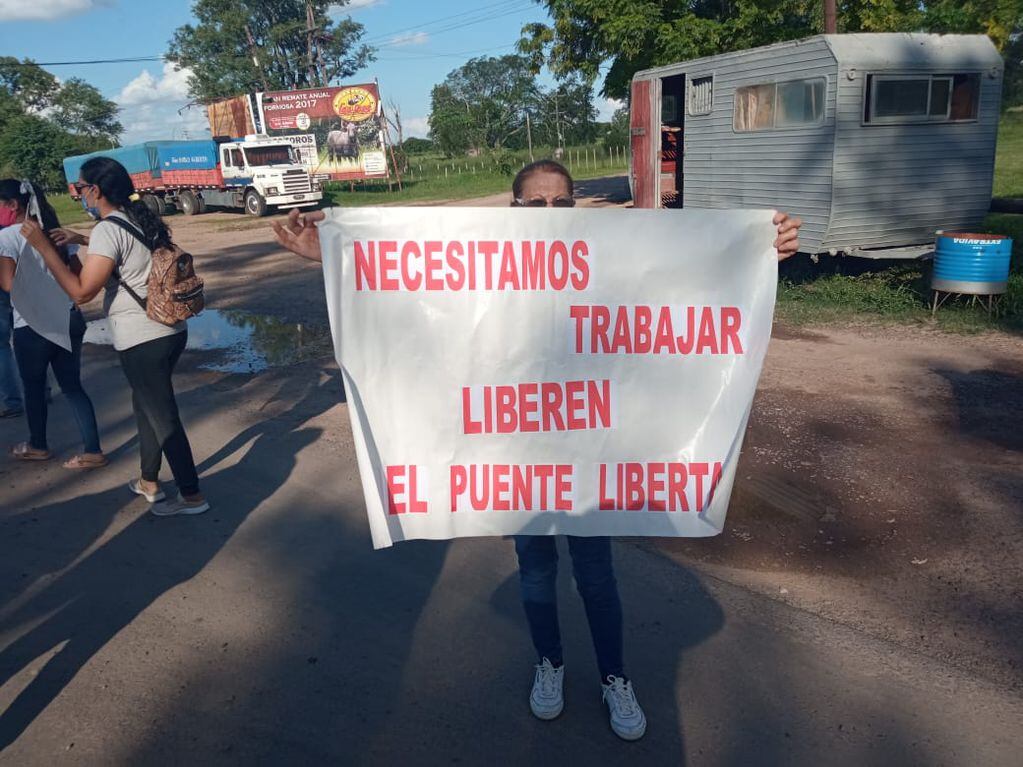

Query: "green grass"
<box><xmin>50</xmin><ymin>194</ymin><xmax>91</xmax><ymax>226</ymax></box>
<box><xmin>775</xmin><ymin>114</ymin><xmax>1023</xmax><ymax>334</ymax></box>
<box><xmin>994</xmin><ymin>112</ymin><xmax>1023</xmax><ymax>199</ymax></box>
<box><xmin>776</xmin><ymin>212</ymin><xmax>1023</xmax><ymax>333</ymax></box>
<box><xmin>325</xmin><ymin>144</ymin><xmax>628</xmax><ymax>207</ymax></box>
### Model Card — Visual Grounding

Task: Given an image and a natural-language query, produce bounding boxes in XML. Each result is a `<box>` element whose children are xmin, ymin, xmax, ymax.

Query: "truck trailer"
<box><xmin>63</xmin><ymin>135</ymin><xmax>323</xmax><ymax>217</ymax></box>
<box><xmin>630</xmin><ymin>33</ymin><xmax>1003</xmax><ymax>259</ymax></box>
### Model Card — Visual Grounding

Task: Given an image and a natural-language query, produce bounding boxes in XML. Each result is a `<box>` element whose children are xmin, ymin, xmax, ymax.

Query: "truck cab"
<box><xmin>220</xmin><ymin>136</ymin><xmax>322</xmax><ymax>215</ymax></box>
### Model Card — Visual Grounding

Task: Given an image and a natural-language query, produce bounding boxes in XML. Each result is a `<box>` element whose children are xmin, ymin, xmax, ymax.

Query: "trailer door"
<box><xmin>630</xmin><ymin>79</ymin><xmax>656</xmax><ymax>209</ymax></box>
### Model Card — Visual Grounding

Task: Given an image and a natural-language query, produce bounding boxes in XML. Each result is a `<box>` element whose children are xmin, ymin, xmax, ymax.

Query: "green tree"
<box><xmin>601</xmin><ymin>106</ymin><xmax>629</xmax><ymax>148</ymax></box>
<box><xmin>0</xmin><ymin>56</ymin><xmax>59</xmax><ymax>112</ymax></box>
<box><xmin>0</xmin><ymin>86</ymin><xmax>23</xmax><ymax>135</ymax></box>
<box><xmin>0</xmin><ymin>61</ymin><xmax>120</xmax><ymax>187</ymax></box>
<box><xmin>0</xmin><ymin>114</ymin><xmax>74</xmax><ymax>189</ymax></box>
<box><xmin>532</xmin><ymin>74</ymin><xmax>598</xmax><ymax>147</ymax></box>
<box><xmin>520</xmin><ymin>0</ymin><xmax>1023</xmax><ymax>102</ymax></box>
<box><xmin>429</xmin><ymin>83</ymin><xmax>475</xmax><ymax>155</ymax></box>
<box><xmin>401</xmin><ymin>137</ymin><xmax>435</xmax><ymax>154</ymax></box>
<box><xmin>428</xmin><ymin>55</ymin><xmax>538</xmax><ymax>154</ymax></box>
<box><xmin>50</xmin><ymin>78</ymin><xmax>123</xmax><ymax>139</ymax></box>
<box><xmin>167</xmin><ymin>0</ymin><xmax>375</xmax><ymax>102</ymax></box>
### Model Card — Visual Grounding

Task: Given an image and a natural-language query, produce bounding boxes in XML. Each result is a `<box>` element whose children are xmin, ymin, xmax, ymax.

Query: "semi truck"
<box><xmin>63</xmin><ymin>135</ymin><xmax>323</xmax><ymax>217</ymax></box>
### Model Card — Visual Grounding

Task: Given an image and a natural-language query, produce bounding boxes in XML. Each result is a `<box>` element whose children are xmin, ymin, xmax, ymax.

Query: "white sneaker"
<box><xmin>128</xmin><ymin>479</ymin><xmax>166</xmax><ymax>504</ymax></box>
<box><xmin>150</xmin><ymin>497</ymin><xmax>210</xmax><ymax>516</ymax></box>
<box><xmin>602</xmin><ymin>675</ymin><xmax>646</xmax><ymax>741</ymax></box>
<box><xmin>529</xmin><ymin>658</ymin><xmax>564</xmax><ymax>720</ymax></box>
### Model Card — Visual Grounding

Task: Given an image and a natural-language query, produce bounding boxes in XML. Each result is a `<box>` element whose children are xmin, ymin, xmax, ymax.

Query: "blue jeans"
<box><xmin>13</xmin><ymin>308</ymin><xmax>101</xmax><ymax>454</ymax></box>
<box><xmin>0</xmin><ymin>291</ymin><xmax>22</xmax><ymax>410</ymax></box>
<box><xmin>514</xmin><ymin>535</ymin><xmax>624</xmax><ymax>680</ymax></box>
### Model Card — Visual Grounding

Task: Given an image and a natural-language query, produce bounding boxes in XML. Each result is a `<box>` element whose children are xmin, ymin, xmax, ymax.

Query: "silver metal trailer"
<box><xmin>630</xmin><ymin>34</ymin><xmax>1004</xmax><ymax>258</ymax></box>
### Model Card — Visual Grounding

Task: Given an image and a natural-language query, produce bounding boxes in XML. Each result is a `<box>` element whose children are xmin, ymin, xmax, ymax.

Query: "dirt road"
<box><xmin>2</xmin><ymin>177</ymin><xmax>1021</xmax><ymax>763</ymax></box>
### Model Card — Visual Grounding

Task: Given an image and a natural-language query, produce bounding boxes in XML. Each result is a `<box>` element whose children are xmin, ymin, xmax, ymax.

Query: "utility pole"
<box><xmin>553</xmin><ymin>92</ymin><xmax>564</xmax><ymax>149</ymax></box>
<box><xmin>245</xmin><ymin>23</ymin><xmax>269</xmax><ymax>92</ymax></box>
<box><xmin>305</xmin><ymin>1</ymin><xmax>319</xmax><ymax>86</ymax></box>
<box><xmin>824</xmin><ymin>0</ymin><xmax>837</xmax><ymax>34</ymax></box>
<box><xmin>526</xmin><ymin>111</ymin><xmax>534</xmax><ymax>162</ymax></box>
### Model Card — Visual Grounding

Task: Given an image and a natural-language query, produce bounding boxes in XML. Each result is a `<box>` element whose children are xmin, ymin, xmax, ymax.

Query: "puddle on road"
<box><xmin>84</xmin><ymin>309</ymin><xmax>333</xmax><ymax>373</ymax></box>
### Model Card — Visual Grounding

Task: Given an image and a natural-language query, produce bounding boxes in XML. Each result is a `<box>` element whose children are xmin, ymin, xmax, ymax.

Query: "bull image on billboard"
<box><xmin>207</xmin><ymin>82</ymin><xmax>390</xmax><ymax>181</ymax></box>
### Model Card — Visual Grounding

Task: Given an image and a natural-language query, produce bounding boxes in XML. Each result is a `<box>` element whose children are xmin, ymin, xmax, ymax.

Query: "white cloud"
<box><xmin>330</xmin><ymin>0</ymin><xmax>384</xmax><ymax>12</ymax></box>
<box><xmin>597</xmin><ymin>97</ymin><xmax>624</xmax><ymax>122</ymax></box>
<box><xmin>113</xmin><ymin>63</ymin><xmax>209</xmax><ymax>144</ymax></box>
<box><xmin>403</xmin><ymin>116</ymin><xmax>430</xmax><ymax>139</ymax></box>
<box><xmin>388</xmin><ymin>31</ymin><xmax>428</xmax><ymax>47</ymax></box>
<box><xmin>117</xmin><ymin>62</ymin><xmax>191</xmax><ymax>106</ymax></box>
<box><xmin>0</xmin><ymin>0</ymin><xmax>110</xmax><ymax>21</ymax></box>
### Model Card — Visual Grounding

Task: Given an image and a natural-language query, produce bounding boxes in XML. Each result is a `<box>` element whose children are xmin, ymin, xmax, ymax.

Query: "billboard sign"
<box><xmin>206</xmin><ymin>82</ymin><xmax>390</xmax><ymax>182</ymax></box>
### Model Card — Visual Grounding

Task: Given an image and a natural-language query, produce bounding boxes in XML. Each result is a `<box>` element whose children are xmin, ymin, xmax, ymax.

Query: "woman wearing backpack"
<box><xmin>22</xmin><ymin>157</ymin><xmax>208</xmax><ymax>515</ymax></box>
<box><xmin>0</xmin><ymin>179</ymin><xmax>106</xmax><ymax>468</ymax></box>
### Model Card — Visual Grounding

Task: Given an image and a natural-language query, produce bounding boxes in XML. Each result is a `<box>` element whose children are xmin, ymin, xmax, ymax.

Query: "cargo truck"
<box><xmin>63</xmin><ymin>135</ymin><xmax>323</xmax><ymax>217</ymax></box>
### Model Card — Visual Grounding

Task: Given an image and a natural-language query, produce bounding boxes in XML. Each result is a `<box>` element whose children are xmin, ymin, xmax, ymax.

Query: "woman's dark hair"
<box><xmin>512</xmin><ymin>159</ymin><xmax>574</xmax><ymax>200</ymax></box>
<box><xmin>80</xmin><ymin>156</ymin><xmax>172</xmax><ymax>249</ymax></box>
<box><xmin>0</xmin><ymin>177</ymin><xmax>69</xmax><ymax>261</ymax></box>
<box><xmin>0</xmin><ymin>178</ymin><xmax>62</xmax><ymax>231</ymax></box>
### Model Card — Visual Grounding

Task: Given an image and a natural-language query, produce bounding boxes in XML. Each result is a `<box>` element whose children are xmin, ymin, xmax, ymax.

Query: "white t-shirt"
<box><xmin>87</xmin><ymin>211</ymin><xmax>185</xmax><ymax>351</ymax></box>
<box><xmin>0</xmin><ymin>226</ymin><xmax>75</xmax><ymax>328</ymax></box>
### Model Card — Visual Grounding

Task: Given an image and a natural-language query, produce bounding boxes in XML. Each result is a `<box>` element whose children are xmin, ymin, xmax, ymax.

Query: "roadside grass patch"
<box><xmin>777</xmin><ymin>212</ymin><xmax>1023</xmax><ymax>333</ymax></box>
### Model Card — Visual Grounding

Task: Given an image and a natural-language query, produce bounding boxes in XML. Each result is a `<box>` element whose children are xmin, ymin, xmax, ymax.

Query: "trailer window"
<box><xmin>244</xmin><ymin>145</ymin><xmax>296</xmax><ymax>166</ymax></box>
<box><xmin>776</xmin><ymin>79</ymin><xmax>825</xmax><ymax>127</ymax></box>
<box><xmin>733</xmin><ymin>84</ymin><xmax>775</xmax><ymax>131</ymax></box>
<box><xmin>865</xmin><ymin>74</ymin><xmax>979</xmax><ymax>123</ymax></box>
<box><xmin>734</xmin><ymin>78</ymin><xmax>824</xmax><ymax>131</ymax></box>
<box><xmin>661</xmin><ymin>95</ymin><xmax>679</xmax><ymax>123</ymax></box>
<box><xmin>688</xmin><ymin>76</ymin><xmax>713</xmax><ymax>116</ymax></box>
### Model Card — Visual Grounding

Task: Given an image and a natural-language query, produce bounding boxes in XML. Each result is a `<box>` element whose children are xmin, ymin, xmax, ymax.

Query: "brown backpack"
<box><xmin>104</xmin><ymin>216</ymin><xmax>205</xmax><ymax>325</ymax></box>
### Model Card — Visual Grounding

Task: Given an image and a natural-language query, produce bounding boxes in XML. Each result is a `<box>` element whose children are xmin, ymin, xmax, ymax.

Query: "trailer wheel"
<box><xmin>142</xmin><ymin>193</ymin><xmax>167</xmax><ymax>217</ymax></box>
<box><xmin>244</xmin><ymin>189</ymin><xmax>267</xmax><ymax>217</ymax></box>
<box><xmin>179</xmin><ymin>190</ymin><xmax>200</xmax><ymax>216</ymax></box>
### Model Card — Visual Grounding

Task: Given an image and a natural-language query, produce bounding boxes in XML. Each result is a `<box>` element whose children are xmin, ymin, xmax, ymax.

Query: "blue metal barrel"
<box><xmin>932</xmin><ymin>232</ymin><xmax>1013</xmax><ymax>294</ymax></box>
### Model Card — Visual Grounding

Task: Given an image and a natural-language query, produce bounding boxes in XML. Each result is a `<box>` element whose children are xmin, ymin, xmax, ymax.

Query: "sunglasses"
<box><xmin>512</xmin><ymin>196</ymin><xmax>576</xmax><ymax>208</ymax></box>
<box><xmin>73</xmin><ymin>182</ymin><xmax>95</xmax><ymax>194</ymax></box>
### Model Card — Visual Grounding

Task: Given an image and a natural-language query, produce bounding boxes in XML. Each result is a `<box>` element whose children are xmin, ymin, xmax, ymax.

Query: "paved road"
<box><xmin>2</xmin><ymin>345</ymin><xmax>1021</xmax><ymax>766</ymax></box>
<box><xmin>2</xmin><ymin>183</ymin><xmax>1022</xmax><ymax>764</ymax></box>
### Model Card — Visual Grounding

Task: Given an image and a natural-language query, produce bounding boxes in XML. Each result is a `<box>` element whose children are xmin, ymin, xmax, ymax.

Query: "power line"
<box><xmin>373</xmin><ymin>3</ymin><xmax>535</xmax><ymax>49</ymax></box>
<box><xmin>361</xmin><ymin>0</ymin><xmax>528</xmax><ymax>44</ymax></box>
<box><xmin>376</xmin><ymin>43</ymin><xmax>519</xmax><ymax>61</ymax></box>
<box><xmin>12</xmin><ymin>55</ymin><xmax>165</xmax><ymax>66</ymax></box>
<box><xmin>17</xmin><ymin>1</ymin><xmax>538</xmax><ymax>69</ymax></box>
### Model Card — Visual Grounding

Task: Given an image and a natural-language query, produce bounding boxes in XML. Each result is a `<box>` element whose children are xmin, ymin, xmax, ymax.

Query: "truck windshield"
<box><xmin>243</xmin><ymin>145</ymin><xmax>296</xmax><ymax>166</ymax></box>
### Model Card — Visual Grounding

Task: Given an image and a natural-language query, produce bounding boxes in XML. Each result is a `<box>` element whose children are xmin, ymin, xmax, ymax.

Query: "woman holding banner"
<box><xmin>272</xmin><ymin>160</ymin><xmax>801</xmax><ymax>742</ymax></box>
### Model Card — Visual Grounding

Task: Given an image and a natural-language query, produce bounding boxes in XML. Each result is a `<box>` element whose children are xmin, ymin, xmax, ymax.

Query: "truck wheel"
<box><xmin>196</xmin><ymin>195</ymin><xmax>208</xmax><ymax>214</ymax></box>
<box><xmin>244</xmin><ymin>189</ymin><xmax>267</xmax><ymax>217</ymax></box>
<box><xmin>179</xmin><ymin>190</ymin><xmax>200</xmax><ymax>216</ymax></box>
<box><xmin>142</xmin><ymin>193</ymin><xmax>167</xmax><ymax>217</ymax></box>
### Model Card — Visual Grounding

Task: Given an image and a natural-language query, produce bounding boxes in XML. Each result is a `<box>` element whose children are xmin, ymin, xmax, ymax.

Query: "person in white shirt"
<box><xmin>0</xmin><ymin>179</ymin><xmax>105</xmax><ymax>467</ymax></box>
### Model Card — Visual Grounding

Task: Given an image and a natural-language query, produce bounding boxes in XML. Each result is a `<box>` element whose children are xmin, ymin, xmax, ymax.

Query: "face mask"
<box><xmin>0</xmin><ymin>205</ymin><xmax>16</xmax><ymax>227</ymax></box>
<box><xmin>80</xmin><ymin>196</ymin><xmax>100</xmax><ymax>220</ymax></box>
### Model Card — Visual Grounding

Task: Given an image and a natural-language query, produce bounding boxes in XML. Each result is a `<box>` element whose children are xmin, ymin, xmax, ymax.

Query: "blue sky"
<box><xmin>0</xmin><ymin>0</ymin><xmax>620</xmax><ymax>144</ymax></box>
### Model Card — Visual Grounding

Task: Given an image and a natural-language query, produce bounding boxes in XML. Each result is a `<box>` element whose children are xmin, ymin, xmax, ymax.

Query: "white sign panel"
<box><xmin>277</xmin><ymin>133</ymin><xmax>319</xmax><ymax>171</ymax></box>
<box><xmin>319</xmin><ymin>207</ymin><xmax>777</xmax><ymax>548</ymax></box>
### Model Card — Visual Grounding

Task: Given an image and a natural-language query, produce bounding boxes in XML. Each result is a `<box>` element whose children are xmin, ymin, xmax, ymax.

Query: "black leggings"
<box><xmin>118</xmin><ymin>331</ymin><xmax>200</xmax><ymax>496</ymax></box>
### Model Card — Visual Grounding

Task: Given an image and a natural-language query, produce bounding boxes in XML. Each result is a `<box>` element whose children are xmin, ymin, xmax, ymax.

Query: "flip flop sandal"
<box><xmin>10</xmin><ymin>443</ymin><xmax>52</xmax><ymax>461</ymax></box>
<box><xmin>128</xmin><ymin>479</ymin><xmax>166</xmax><ymax>504</ymax></box>
<box><xmin>63</xmin><ymin>454</ymin><xmax>109</xmax><ymax>470</ymax></box>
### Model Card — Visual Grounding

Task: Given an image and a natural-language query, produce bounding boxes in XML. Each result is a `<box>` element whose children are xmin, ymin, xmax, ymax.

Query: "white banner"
<box><xmin>319</xmin><ymin>207</ymin><xmax>777</xmax><ymax>548</ymax></box>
